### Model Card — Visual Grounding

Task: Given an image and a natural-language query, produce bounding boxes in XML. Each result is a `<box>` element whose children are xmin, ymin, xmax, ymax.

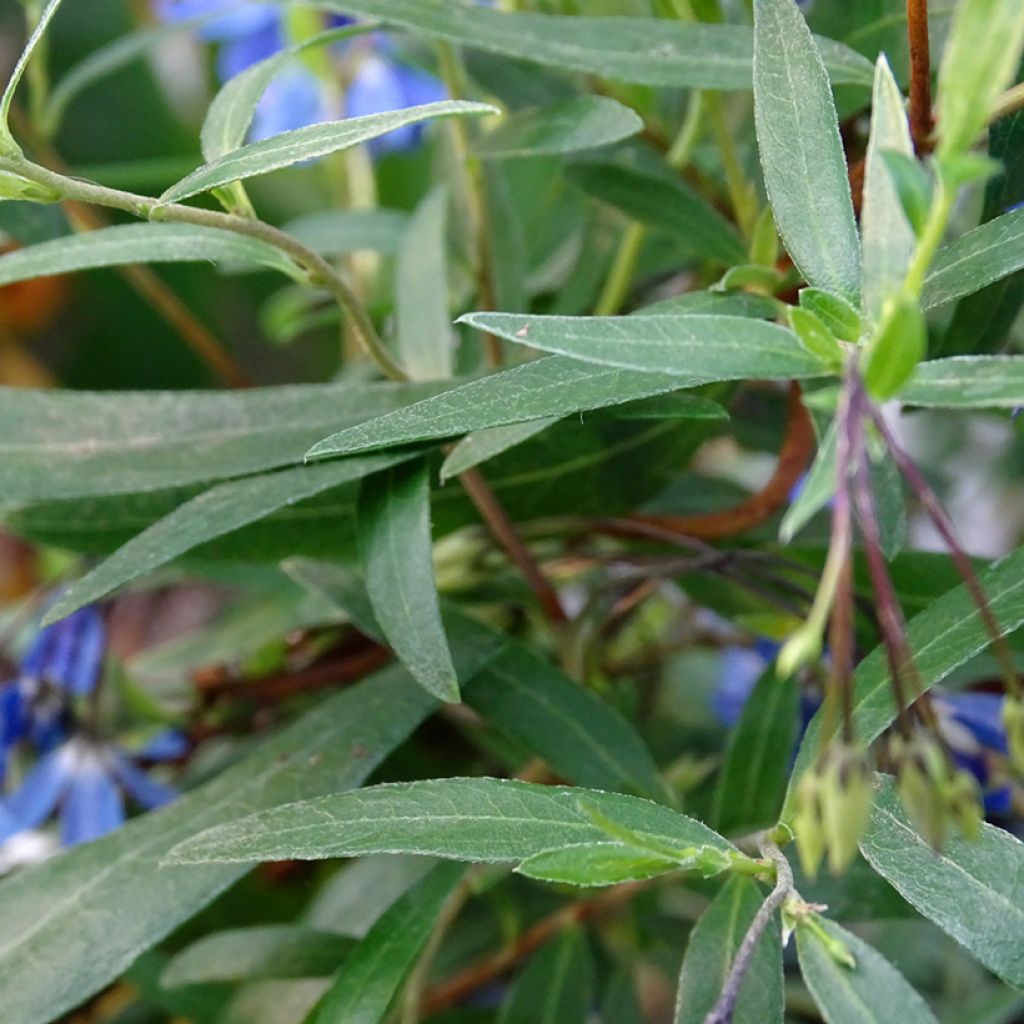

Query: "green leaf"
<box><xmin>43</xmin><ymin>455</ymin><xmax>412</xmax><ymax>624</ymax></box>
<box><xmin>603</xmin><ymin>969</ymin><xmax>644</xmax><ymax>1024</ymax></box>
<box><xmin>358</xmin><ymin>460</ymin><xmax>459</xmax><ymax>703</ymax></box>
<box><xmin>307</xmin><ymin>862</ymin><xmax>465</xmax><ymax>1024</ymax></box>
<box><xmin>516</xmin><ymin>844</ymin><xmax>680</xmax><ymax>887</ymax></box>
<box><xmin>395</xmin><ymin>186</ymin><xmax>453</xmax><ymax>381</ymax></box>
<box><xmin>474</xmin><ymin>96</ymin><xmax>642</xmax><ymax>158</ymax></box>
<box><xmin>780</xmin><ymin>418</ymin><xmax>837</xmax><ymax>543</ymax></box>
<box><xmin>283</xmin><ymin>209</ymin><xmax>409</xmax><ymax>257</ymax></box>
<box><xmin>0</xmin><ymin>0</ymin><xmax>66</xmax><ymax>149</ymax></box>
<box><xmin>306</xmin><ymin>357</ymin><xmax>692</xmax><ymax>461</ymax></box>
<box><xmin>871</xmin><ymin>444</ymin><xmax>907</xmax><ymax>561</ymax></box>
<box><xmin>0</xmin><ymin>658</ymin><xmax>501</xmax><ymax>1024</ymax></box>
<box><xmin>787</xmin><ymin>546</ymin><xmax>1024</xmax><ymax>811</ymax></box>
<box><xmin>161</xmin><ymin>101</ymin><xmax>497</xmax><ymax>202</ymax></box>
<box><xmin>166</xmin><ymin>777</ymin><xmax>731</xmax><ymax>865</ymax></box>
<box><xmin>639</xmin><ymin>289</ymin><xmax>781</xmax><ymax>319</ymax></box>
<box><xmin>0</xmin><ymin>378</ymin><xmax>449</xmax><ymax>501</ymax></box>
<box><xmin>861</xmin><ymin>56</ymin><xmax>916</xmax><ymax>324</ymax></box>
<box><xmin>0</xmin><ymin>223</ymin><xmax>301</xmax><ymax>287</ymax></box>
<box><xmin>922</xmin><ymin>208</ymin><xmax>1024</xmax><ymax>310</ymax></box>
<box><xmin>499</xmin><ymin>928</ymin><xmax>594</xmax><ymax>1024</ymax></box>
<box><xmin>675</xmin><ymin>876</ymin><xmax>784</xmax><ymax>1024</ymax></box>
<box><xmin>456</xmin><ymin>314</ymin><xmax>830</xmax><ymax>381</ymax></box>
<box><xmin>200</xmin><ymin>24</ymin><xmax>367</xmax><ymax>163</ymax></box>
<box><xmin>567</xmin><ymin>162</ymin><xmax>746</xmax><ymax>267</ymax></box>
<box><xmin>223</xmin><ymin>982</ymin><xmax>330</xmax><ymax>1024</ymax></box>
<box><xmin>753</xmin><ymin>0</ymin><xmax>861</xmax><ymax>304</ymax></box>
<box><xmin>863</xmin><ymin>299</ymin><xmax>926</xmax><ymax>400</ymax></box>
<box><xmin>440</xmin><ymin>420</ymin><xmax>557</xmax><ymax>482</ymax></box>
<box><xmin>162</xmin><ymin>928</ymin><xmax>353</xmax><ymax>987</ymax></box>
<box><xmin>798</xmin><ymin>288</ymin><xmax>863</xmax><ymax>342</ymax></box>
<box><xmin>860</xmin><ymin>780</ymin><xmax>1024</xmax><ymax>989</ymax></box>
<box><xmin>901</xmin><ymin>356</ymin><xmax>1024</xmax><ymax>408</ymax></box>
<box><xmin>317</xmin><ymin>0</ymin><xmax>873</xmax><ymax>89</ymax></box>
<box><xmin>934</xmin><ymin>0</ymin><xmax>1024</xmax><ymax>158</ymax></box>
<box><xmin>796</xmin><ymin>913</ymin><xmax>938</xmax><ymax>1024</ymax></box>
<box><xmin>713</xmin><ymin>671</ymin><xmax>799</xmax><ymax>836</ymax></box>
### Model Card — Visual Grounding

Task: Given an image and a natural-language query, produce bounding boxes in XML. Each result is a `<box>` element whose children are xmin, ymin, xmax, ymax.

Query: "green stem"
<box><xmin>704</xmin><ymin>91</ymin><xmax>758</xmax><ymax>237</ymax></box>
<box><xmin>0</xmin><ymin>155</ymin><xmax>407</xmax><ymax>381</ymax></box>
<box><xmin>902</xmin><ymin>176</ymin><xmax>953</xmax><ymax>300</ymax></box>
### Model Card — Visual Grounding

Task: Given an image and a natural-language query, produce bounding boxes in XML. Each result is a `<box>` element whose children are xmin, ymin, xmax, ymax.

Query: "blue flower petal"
<box><xmin>136</xmin><ymin>728</ymin><xmax>190</xmax><ymax>762</ymax></box>
<box><xmin>712</xmin><ymin>647</ymin><xmax>767</xmax><ymax>727</ymax></box>
<box><xmin>250</xmin><ymin>67</ymin><xmax>330</xmax><ymax>141</ymax></box>
<box><xmin>21</xmin><ymin>606</ymin><xmax>106</xmax><ymax>696</ymax></box>
<box><xmin>6</xmin><ymin>747</ymin><xmax>72</xmax><ymax>829</ymax></box>
<box><xmin>154</xmin><ymin>0</ymin><xmax>279</xmax><ymax>42</ymax></box>
<box><xmin>216</xmin><ymin>18</ymin><xmax>283</xmax><ymax>81</ymax></box>
<box><xmin>60</xmin><ymin>758</ymin><xmax>124</xmax><ymax>847</ymax></box>
<box><xmin>940</xmin><ymin>691</ymin><xmax>1008</xmax><ymax>754</ymax></box>
<box><xmin>111</xmin><ymin>755</ymin><xmax>177</xmax><ymax>810</ymax></box>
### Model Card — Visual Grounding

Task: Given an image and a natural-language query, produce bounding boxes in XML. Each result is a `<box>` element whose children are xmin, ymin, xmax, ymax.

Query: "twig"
<box><xmin>907</xmin><ymin>0</ymin><xmax>934</xmax><ymax>153</ymax></box>
<box><xmin>421</xmin><ymin>879</ymin><xmax>649</xmax><ymax>1015</ymax></box>
<box><xmin>458</xmin><ymin>467</ymin><xmax>567</xmax><ymax>624</ymax></box>
<box><xmin>702</xmin><ymin>839</ymin><xmax>793</xmax><ymax>1024</ymax></box>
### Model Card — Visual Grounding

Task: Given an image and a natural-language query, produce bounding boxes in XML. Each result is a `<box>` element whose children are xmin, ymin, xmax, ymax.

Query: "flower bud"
<box><xmin>777</xmin><ymin>624</ymin><xmax>821</xmax><ymax>679</ymax></box>
<box><xmin>0</xmin><ymin>170</ymin><xmax>60</xmax><ymax>204</ymax></box>
<box><xmin>1002</xmin><ymin>695</ymin><xmax>1024</xmax><ymax>776</ymax></box>
<box><xmin>791</xmin><ymin>767</ymin><xmax>826</xmax><ymax>879</ymax></box>
<box><xmin>820</xmin><ymin>744</ymin><xmax>873</xmax><ymax>875</ymax></box>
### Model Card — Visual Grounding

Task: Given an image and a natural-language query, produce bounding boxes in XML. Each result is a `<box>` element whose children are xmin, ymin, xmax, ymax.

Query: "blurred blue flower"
<box><xmin>934</xmin><ymin>690</ymin><xmax>1013</xmax><ymax>815</ymax></box>
<box><xmin>0</xmin><ymin>737</ymin><xmax>177</xmax><ymax>847</ymax></box>
<box><xmin>154</xmin><ymin>1</ymin><xmax>446</xmax><ymax>152</ymax></box>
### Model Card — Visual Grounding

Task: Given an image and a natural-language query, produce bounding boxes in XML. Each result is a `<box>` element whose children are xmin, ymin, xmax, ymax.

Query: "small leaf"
<box><xmin>922</xmin><ymin>207</ymin><xmax>1024</xmax><ymax>310</ymax></box>
<box><xmin>0</xmin><ymin>223</ymin><xmax>301</xmax><ymax>287</ymax></box>
<box><xmin>307</xmin><ymin>862</ymin><xmax>465</xmax><ymax>1024</ymax></box>
<box><xmin>498</xmin><ymin>928</ymin><xmax>594</xmax><ymax>1024</ymax></box>
<box><xmin>788</xmin><ymin>307</ymin><xmax>843</xmax><ymax>364</ymax></box>
<box><xmin>861</xmin><ymin>56</ymin><xmax>916</xmax><ymax>323</ymax></box>
<box><xmin>860</xmin><ymin>779</ymin><xmax>1024</xmax><ymax>989</ymax></box>
<box><xmin>780</xmin><ymin>417</ymin><xmax>838</xmax><ymax>543</ymax></box>
<box><xmin>935</xmin><ymin>0</ymin><xmax>1024</xmax><ymax>158</ymax></box>
<box><xmin>358</xmin><ymin>459</ymin><xmax>458</xmax><ymax>703</ymax></box>
<box><xmin>162</xmin><ymin>928</ymin><xmax>353</xmax><ymax>987</ymax></box>
<box><xmin>474</xmin><ymin>96</ymin><xmax>643</xmax><ymax>158</ymax></box>
<box><xmin>320</xmin><ymin>0</ymin><xmax>874</xmax><ymax>89</ymax></box>
<box><xmin>395</xmin><ymin>186</ymin><xmax>453</xmax><ymax>381</ymax></box>
<box><xmin>881</xmin><ymin>151</ymin><xmax>933</xmax><ymax>236</ymax></box>
<box><xmin>902</xmin><ymin>355</ymin><xmax>1024</xmax><ymax>407</ymax></box>
<box><xmin>161</xmin><ymin>101</ymin><xmax>497</xmax><ymax>202</ymax></box>
<box><xmin>306</xmin><ymin>356</ymin><xmax>690</xmax><ymax>460</ymax></box>
<box><xmin>166</xmin><ymin>777</ymin><xmax>732</xmax><ymax>866</ymax></box>
<box><xmin>753</xmin><ymin>0</ymin><xmax>861</xmax><ymax>304</ymax></box>
<box><xmin>568</xmin><ymin>161</ymin><xmax>746</xmax><ymax>267</ymax></box>
<box><xmin>796</xmin><ymin>913</ymin><xmax>939</xmax><ymax>1024</ymax></box>
<box><xmin>799</xmin><ymin>288</ymin><xmax>863</xmax><ymax>342</ymax></box>
<box><xmin>675</xmin><ymin>877</ymin><xmax>784</xmax><ymax>1024</ymax></box>
<box><xmin>283</xmin><ymin>209</ymin><xmax>409</xmax><ymax>257</ymax></box>
<box><xmin>863</xmin><ymin>300</ymin><xmax>926</xmax><ymax>400</ymax></box>
<box><xmin>516</xmin><ymin>843</ymin><xmax>679</xmax><ymax>887</ymax></box>
<box><xmin>440</xmin><ymin>420</ymin><xmax>557</xmax><ymax>482</ymax></box>
<box><xmin>456</xmin><ymin>314</ymin><xmax>829</xmax><ymax>382</ymax></box>
<box><xmin>713</xmin><ymin>670</ymin><xmax>799</xmax><ymax>836</ymax></box>
<box><xmin>44</xmin><ymin>455</ymin><xmax>413</xmax><ymax>624</ymax></box>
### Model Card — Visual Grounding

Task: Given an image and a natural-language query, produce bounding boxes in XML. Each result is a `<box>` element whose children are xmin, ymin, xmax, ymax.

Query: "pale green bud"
<box><xmin>820</xmin><ymin>744</ymin><xmax>874</xmax><ymax>875</ymax></box>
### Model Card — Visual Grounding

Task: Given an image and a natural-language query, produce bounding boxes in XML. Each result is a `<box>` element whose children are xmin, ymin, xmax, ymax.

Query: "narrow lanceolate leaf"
<box><xmin>499</xmin><ymin>929</ymin><xmax>594</xmax><ymax>1024</ymax></box>
<box><xmin>0</xmin><ymin>378</ymin><xmax>449</xmax><ymax>501</ymax></box>
<box><xmin>358</xmin><ymin>460</ymin><xmax>458</xmax><ymax>703</ymax></box>
<box><xmin>712</xmin><ymin>671</ymin><xmax>799</xmax><ymax>836</ymax></box>
<box><xmin>0</xmin><ymin>223</ymin><xmax>301</xmax><ymax>286</ymax></box>
<box><xmin>675</xmin><ymin>877</ymin><xmax>784</xmax><ymax>1024</ymax></box>
<box><xmin>861</xmin><ymin>56</ymin><xmax>916</xmax><ymax>323</ymax></box>
<box><xmin>787</xmin><ymin>546</ymin><xmax>1024</xmax><ymax>810</ymax></box>
<box><xmin>0</xmin><ymin>0</ymin><xmax>66</xmax><ymax>143</ymax></box>
<box><xmin>457</xmin><ymin>314</ymin><xmax>829</xmax><ymax>382</ymax></box>
<box><xmin>395</xmin><ymin>187</ymin><xmax>453</xmax><ymax>381</ymax></box>
<box><xmin>516</xmin><ymin>844</ymin><xmax>680</xmax><ymax>887</ymax></box>
<box><xmin>440</xmin><ymin>420</ymin><xmax>557</xmax><ymax>482</ymax></box>
<box><xmin>319</xmin><ymin>0</ymin><xmax>874</xmax><ymax>89</ymax></box>
<box><xmin>922</xmin><ymin>208</ymin><xmax>1024</xmax><ymax>310</ymax></box>
<box><xmin>308</xmin><ymin>862</ymin><xmax>465</xmax><ymax>1024</ymax></box>
<box><xmin>161</xmin><ymin>101</ymin><xmax>496</xmax><ymax>202</ymax></box>
<box><xmin>901</xmin><ymin>356</ymin><xmax>1024</xmax><ymax>408</ymax></box>
<box><xmin>43</xmin><ymin>455</ymin><xmax>412</xmax><ymax>625</ymax></box>
<box><xmin>753</xmin><ymin>0</ymin><xmax>861</xmax><ymax>304</ymax></box>
<box><xmin>162</xmin><ymin>928</ymin><xmax>353</xmax><ymax>987</ymax></box>
<box><xmin>166</xmin><ymin>778</ymin><xmax>731</xmax><ymax>865</ymax></box>
<box><xmin>0</xmin><ymin>663</ymin><xmax>482</xmax><ymax>1024</ymax></box>
<box><xmin>860</xmin><ymin>780</ymin><xmax>1024</xmax><ymax>988</ymax></box>
<box><xmin>797</xmin><ymin>913</ymin><xmax>938</xmax><ymax>1024</ymax></box>
<box><xmin>934</xmin><ymin>0</ymin><xmax>1024</xmax><ymax>158</ymax></box>
<box><xmin>306</xmin><ymin>357</ymin><xmax>690</xmax><ymax>460</ymax></box>
<box><xmin>567</xmin><ymin>162</ymin><xmax>746</xmax><ymax>267</ymax></box>
<box><xmin>780</xmin><ymin>418</ymin><xmax>838</xmax><ymax>543</ymax></box>
<box><xmin>474</xmin><ymin>96</ymin><xmax>643</xmax><ymax>158</ymax></box>
<box><xmin>283</xmin><ymin>209</ymin><xmax>409</xmax><ymax>257</ymax></box>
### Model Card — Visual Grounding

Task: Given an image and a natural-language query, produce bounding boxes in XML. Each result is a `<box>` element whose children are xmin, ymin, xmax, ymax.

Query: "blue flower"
<box><xmin>0</xmin><ymin>737</ymin><xmax>177</xmax><ymax>847</ymax></box>
<box><xmin>154</xmin><ymin>2</ymin><xmax>446</xmax><ymax>151</ymax></box>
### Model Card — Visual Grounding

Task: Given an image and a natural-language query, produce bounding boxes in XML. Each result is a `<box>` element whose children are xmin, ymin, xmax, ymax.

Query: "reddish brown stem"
<box><xmin>907</xmin><ymin>0</ymin><xmax>934</xmax><ymax>153</ymax></box>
